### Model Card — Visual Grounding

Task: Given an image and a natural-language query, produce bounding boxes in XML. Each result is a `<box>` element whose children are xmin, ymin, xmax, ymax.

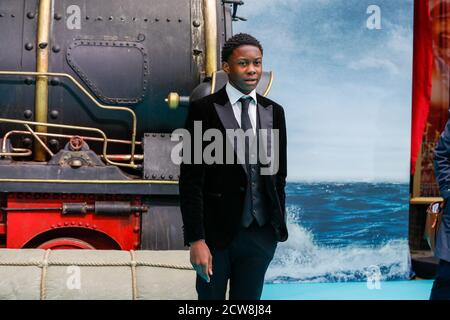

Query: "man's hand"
<box><xmin>190</xmin><ymin>240</ymin><xmax>213</xmax><ymax>283</ymax></box>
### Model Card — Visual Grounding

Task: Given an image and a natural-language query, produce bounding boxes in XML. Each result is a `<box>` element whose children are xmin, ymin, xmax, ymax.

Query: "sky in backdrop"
<box><xmin>234</xmin><ymin>0</ymin><xmax>414</xmax><ymax>182</ymax></box>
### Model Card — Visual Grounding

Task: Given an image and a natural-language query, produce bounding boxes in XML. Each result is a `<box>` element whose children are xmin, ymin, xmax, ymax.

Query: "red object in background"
<box><xmin>411</xmin><ymin>0</ymin><xmax>433</xmax><ymax>175</ymax></box>
<box><xmin>5</xmin><ymin>193</ymin><xmax>141</xmax><ymax>250</ymax></box>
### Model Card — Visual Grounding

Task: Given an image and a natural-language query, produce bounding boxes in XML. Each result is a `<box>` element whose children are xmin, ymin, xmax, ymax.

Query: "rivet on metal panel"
<box><xmin>25</xmin><ymin>43</ymin><xmax>34</xmax><ymax>51</ymax></box>
<box><xmin>52</xmin><ymin>45</ymin><xmax>61</xmax><ymax>53</ymax></box>
<box><xmin>49</xmin><ymin>139</ymin><xmax>59</xmax><ymax>149</ymax></box>
<box><xmin>50</xmin><ymin>78</ymin><xmax>60</xmax><ymax>86</ymax></box>
<box><xmin>27</xmin><ymin>12</ymin><xmax>36</xmax><ymax>19</ymax></box>
<box><xmin>54</xmin><ymin>13</ymin><xmax>62</xmax><ymax>20</ymax></box>
<box><xmin>22</xmin><ymin>137</ymin><xmax>32</xmax><ymax>146</ymax></box>
<box><xmin>50</xmin><ymin>110</ymin><xmax>59</xmax><ymax>119</ymax></box>
<box><xmin>24</xmin><ymin>110</ymin><xmax>33</xmax><ymax>119</ymax></box>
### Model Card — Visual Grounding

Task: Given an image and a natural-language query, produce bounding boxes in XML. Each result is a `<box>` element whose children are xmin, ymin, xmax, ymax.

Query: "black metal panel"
<box><xmin>67</xmin><ymin>40</ymin><xmax>148</xmax><ymax>105</ymax></box>
<box><xmin>143</xmin><ymin>133</ymin><xmax>180</xmax><ymax>181</ymax></box>
<box><xmin>46</xmin><ymin>0</ymin><xmax>204</xmax><ymax>152</ymax></box>
<box><xmin>0</xmin><ymin>0</ymin><xmax>37</xmax><ymax>153</ymax></box>
<box><xmin>141</xmin><ymin>197</ymin><xmax>185</xmax><ymax>250</ymax></box>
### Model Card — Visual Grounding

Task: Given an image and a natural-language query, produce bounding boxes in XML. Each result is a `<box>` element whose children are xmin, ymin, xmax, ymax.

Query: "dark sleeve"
<box><xmin>179</xmin><ymin>100</ymin><xmax>206</xmax><ymax>246</ymax></box>
<box><xmin>276</xmin><ymin>106</ymin><xmax>287</xmax><ymax>218</ymax></box>
<box><xmin>434</xmin><ymin>118</ymin><xmax>450</xmax><ymax>200</ymax></box>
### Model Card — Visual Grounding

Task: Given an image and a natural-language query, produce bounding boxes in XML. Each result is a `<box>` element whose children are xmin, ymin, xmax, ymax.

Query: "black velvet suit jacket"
<box><xmin>179</xmin><ymin>86</ymin><xmax>288</xmax><ymax>249</ymax></box>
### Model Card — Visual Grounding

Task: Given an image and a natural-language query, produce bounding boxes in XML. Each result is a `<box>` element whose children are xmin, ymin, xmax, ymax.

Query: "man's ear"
<box><xmin>222</xmin><ymin>61</ymin><xmax>230</xmax><ymax>74</ymax></box>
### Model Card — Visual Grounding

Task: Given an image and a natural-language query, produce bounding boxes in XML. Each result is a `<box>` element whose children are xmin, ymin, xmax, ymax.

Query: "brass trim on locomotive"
<box><xmin>0</xmin><ymin>70</ymin><xmax>138</xmax><ymax>167</ymax></box>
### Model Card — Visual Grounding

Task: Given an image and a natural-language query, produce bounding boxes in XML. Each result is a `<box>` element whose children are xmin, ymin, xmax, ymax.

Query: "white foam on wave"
<box><xmin>266</xmin><ymin>207</ymin><xmax>411</xmax><ymax>283</ymax></box>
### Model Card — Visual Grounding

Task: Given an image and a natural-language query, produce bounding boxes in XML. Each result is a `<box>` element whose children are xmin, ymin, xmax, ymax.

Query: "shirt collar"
<box><xmin>225</xmin><ymin>81</ymin><xmax>257</xmax><ymax>106</ymax></box>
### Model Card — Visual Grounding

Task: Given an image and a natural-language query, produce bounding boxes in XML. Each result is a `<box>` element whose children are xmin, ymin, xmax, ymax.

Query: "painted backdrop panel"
<box><xmin>235</xmin><ymin>0</ymin><xmax>413</xmax><ymax>283</ymax></box>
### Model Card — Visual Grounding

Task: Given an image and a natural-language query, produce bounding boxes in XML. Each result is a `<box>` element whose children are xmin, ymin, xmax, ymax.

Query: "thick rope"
<box><xmin>130</xmin><ymin>250</ymin><xmax>137</xmax><ymax>300</ymax></box>
<box><xmin>39</xmin><ymin>249</ymin><xmax>51</xmax><ymax>300</ymax></box>
<box><xmin>0</xmin><ymin>259</ymin><xmax>193</xmax><ymax>270</ymax></box>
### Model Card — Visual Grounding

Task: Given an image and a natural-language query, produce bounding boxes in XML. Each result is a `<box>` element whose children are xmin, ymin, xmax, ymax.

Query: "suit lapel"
<box><xmin>257</xmin><ymin>102</ymin><xmax>273</xmax><ymax>164</ymax></box>
<box><xmin>214</xmin><ymin>100</ymin><xmax>248</xmax><ymax>175</ymax></box>
<box><xmin>214</xmin><ymin>100</ymin><xmax>240</xmax><ymax>131</ymax></box>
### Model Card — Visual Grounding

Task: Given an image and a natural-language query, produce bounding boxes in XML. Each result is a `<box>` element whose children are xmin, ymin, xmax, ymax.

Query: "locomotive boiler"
<box><xmin>0</xmin><ymin>0</ymin><xmax>272</xmax><ymax>251</ymax></box>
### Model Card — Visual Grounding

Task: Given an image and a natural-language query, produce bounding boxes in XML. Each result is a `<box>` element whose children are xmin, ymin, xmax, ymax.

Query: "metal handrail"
<box><xmin>0</xmin><ymin>70</ymin><xmax>138</xmax><ymax>165</ymax></box>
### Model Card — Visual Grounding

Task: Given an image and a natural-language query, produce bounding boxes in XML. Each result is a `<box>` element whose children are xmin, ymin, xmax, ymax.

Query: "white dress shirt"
<box><xmin>225</xmin><ymin>81</ymin><xmax>257</xmax><ymax>135</ymax></box>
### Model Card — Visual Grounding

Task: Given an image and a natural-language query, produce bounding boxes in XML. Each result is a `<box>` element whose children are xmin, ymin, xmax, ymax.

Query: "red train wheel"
<box><xmin>37</xmin><ymin>237</ymin><xmax>95</xmax><ymax>250</ymax></box>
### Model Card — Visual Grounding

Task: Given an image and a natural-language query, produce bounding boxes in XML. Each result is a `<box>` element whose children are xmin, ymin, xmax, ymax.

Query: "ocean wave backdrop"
<box><xmin>266</xmin><ymin>182</ymin><xmax>411</xmax><ymax>283</ymax></box>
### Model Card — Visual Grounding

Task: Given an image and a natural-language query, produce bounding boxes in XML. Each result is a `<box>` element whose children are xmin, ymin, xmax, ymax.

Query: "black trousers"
<box><xmin>430</xmin><ymin>259</ymin><xmax>450</xmax><ymax>300</ymax></box>
<box><xmin>196</xmin><ymin>222</ymin><xmax>278</xmax><ymax>300</ymax></box>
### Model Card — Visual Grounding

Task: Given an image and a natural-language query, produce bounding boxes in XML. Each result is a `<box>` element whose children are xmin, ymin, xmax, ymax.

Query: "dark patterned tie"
<box><xmin>239</xmin><ymin>96</ymin><xmax>255</xmax><ymax>165</ymax></box>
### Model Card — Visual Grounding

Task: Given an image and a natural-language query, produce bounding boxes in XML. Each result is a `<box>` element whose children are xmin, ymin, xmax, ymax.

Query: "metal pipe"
<box><xmin>34</xmin><ymin>0</ymin><xmax>52</xmax><ymax>161</ymax></box>
<box><xmin>2</xmin><ymin>130</ymin><xmax>142</xmax><ymax>146</ymax></box>
<box><xmin>0</xmin><ymin>71</ymin><xmax>138</xmax><ymax>166</ymax></box>
<box><xmin>24</xmin><ymin>124</ymin><xmax>54</xmax><ymax>157</ymax></box>
<box><xmin>0</xmin><ymin>149</ymin><xmax>32</xmax><ymax>157</ymax></box>
<box><xmin>1</xmin><ymin>130</ymin><xmax>144</xmax><ymax>161</ymax></box>
<box><xmin>204</xmin><ymin>0</ymin><xmax>217</xmax><ymax>77</ymax></box>
<box><xmin>102</xmin><ymin>154</ymin><xmax>144</xmax><ymax>161</ymax></box>
<box><xmin>263</xmin><ymin>71</ymin><xmax>274</xmax><ymax>97</ymax></box>
<box><xmin>0</xmin><ymin>118</ymin><xmax>138</xmax><ymax>168</ymax></box>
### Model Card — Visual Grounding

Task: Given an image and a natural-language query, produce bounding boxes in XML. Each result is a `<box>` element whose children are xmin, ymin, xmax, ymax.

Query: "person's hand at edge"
<box><xmin>190</xmin><ymin>239</ymin><xmax>213</xmax><ymax>283</ymax></box>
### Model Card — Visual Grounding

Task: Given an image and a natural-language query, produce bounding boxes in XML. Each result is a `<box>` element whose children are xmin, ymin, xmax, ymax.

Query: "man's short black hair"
<box><xmin>221</xmin><ymin>33</ymin><xmax>263</xmax><ymax>63</ymax></box>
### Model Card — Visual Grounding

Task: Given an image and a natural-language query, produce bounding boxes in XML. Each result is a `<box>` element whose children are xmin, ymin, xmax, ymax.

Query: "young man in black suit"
<box><xmin>179</xmin><ymin>33</ymin><xmax>288</xmax><ymax>300</ymax></box>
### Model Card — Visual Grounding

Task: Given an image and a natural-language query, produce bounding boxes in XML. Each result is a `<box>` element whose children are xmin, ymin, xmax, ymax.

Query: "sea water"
<box><xmin>261</xmin><ymin>182</ymin><xmax>431</xmax><ymax>299</ymax></box>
